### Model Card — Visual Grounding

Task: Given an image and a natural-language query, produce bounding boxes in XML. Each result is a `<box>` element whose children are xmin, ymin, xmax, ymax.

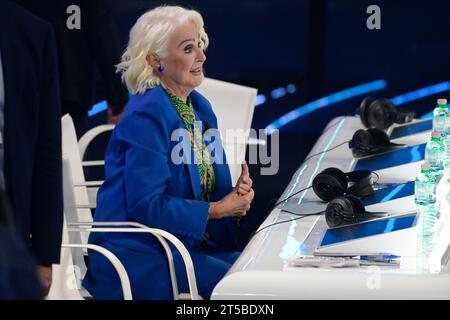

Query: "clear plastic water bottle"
<box><xmin>425</xmin><ymin>132</ymin><xmax>445</xmax><ymax>178</ymax></box>
<box><xmin>416</xmin><ymin>202</ymin><xmax>438</xmax><ymax>272</ymax></box>
<box><xmin>432</xmin><ymin>98</ymin><xmax>448</xmax><ymax>134</ymax></box>
<box><xmin>415</xmin><ymin>164</ymin><xmax>437</xmax><ymax>205</ymax></box>
<box><xmin>415</xmin><ymin>164</ymin><xmax>438</xmax><ymax>272</ymax></box>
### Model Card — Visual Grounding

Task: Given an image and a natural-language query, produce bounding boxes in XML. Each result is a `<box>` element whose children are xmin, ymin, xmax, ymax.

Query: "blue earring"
<box><xmin>158</xmin><ymin>66</ymin><xmax>164</xmax><ymax>73</ymax></box>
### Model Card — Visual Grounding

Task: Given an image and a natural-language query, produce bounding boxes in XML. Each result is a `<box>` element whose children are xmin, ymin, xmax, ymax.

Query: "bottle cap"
<box><xmin>438</xmin><ymin>98</ymin><xmax>447</xmax><ymax>105</ymax></box>
<box><xmin>432</xmin><ymin>132</ymin><xmax>442</xmax><ymax>138</ymax></box>
<box><xmin>421</xmin><ymin>163</ymin><xmax>431</xmax><ymax>170</ymax></box>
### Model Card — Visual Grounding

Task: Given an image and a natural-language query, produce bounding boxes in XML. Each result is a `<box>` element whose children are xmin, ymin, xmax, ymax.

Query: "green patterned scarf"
<box><xmin>165</xmin><ymin>88</ymin><xmax>215</xmax><ymax>201</ymax></box>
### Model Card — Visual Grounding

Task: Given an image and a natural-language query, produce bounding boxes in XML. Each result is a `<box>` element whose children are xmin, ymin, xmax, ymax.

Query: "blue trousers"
<box><xmin>83</xmin><ymin>240</ymin><xmax>240</xmax><ymax>300</ymax></box>
<box><xmin>175</xmin><ymin>249</ymin><xmax>241</xmax><ymax>299</ymax></box>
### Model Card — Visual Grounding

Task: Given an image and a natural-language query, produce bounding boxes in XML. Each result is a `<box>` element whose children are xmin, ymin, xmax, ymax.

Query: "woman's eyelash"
<box><xmin>184</xmin><ymin>42</ymin><xmax>204</xmax><ymax>53</ymax></box>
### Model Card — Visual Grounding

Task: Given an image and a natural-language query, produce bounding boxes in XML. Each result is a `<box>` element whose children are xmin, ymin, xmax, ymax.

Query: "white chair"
<box><xmin>78</xmin><ymin>124</ymin><xmax>114</xmax><ymax>206</ymax></box>
<box><xmin>196</xmin><ymin>78</ymin><xmax>257</xmax><ymax>185</ymax></box>
<box><xmin>48</xmin><ymin>115</ymin><xmax>201</xmax><ymax>300</ymax></box>
<box><xmin>48</xmin><ymin>157</ymin><xmax>133</xmax><ymax>300</ymax></box>
<box><xmin>78</xmin><ymin>124</ymin><xmax>114</xmax><ymax>168</ymax></box>
<box><xmin>78</xmin><ymin>78</ymin><xmax>258</xmax><ymax>186</ymax></box>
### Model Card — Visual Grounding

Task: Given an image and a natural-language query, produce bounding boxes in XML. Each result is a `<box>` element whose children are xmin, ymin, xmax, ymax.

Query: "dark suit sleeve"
<box><xmin>86</xmin><ymin>0</ymin><xmax>128</xmax><ymax>115</ymax></box>
<box><xmin>30</xmin><ymin>24</ymin><xmax>63</xmax><ymax>266</ymax></box>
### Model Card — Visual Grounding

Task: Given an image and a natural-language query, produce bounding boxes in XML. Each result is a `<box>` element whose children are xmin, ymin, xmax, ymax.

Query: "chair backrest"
<box><xmin>47</xmin><ymin>157</ymin><xmax>88</xmax><ymax>300</ymax></box>
<box><xmin>61</xmin><ymin>114</ymin><xmax>93</xmax><ymax>226</ymax></box>
<box><xmin>48</xmin><ymin>115</ymin><xmax>93</xmax><ymax>300</ymax></box>
<box><xmin>196</xmin><ymin>78</ymin><xmax>257</xmax><ymax>184</ymax></box>
<box><xmin>50</xmin><ymin>126</ymin><xmax>131</xmax><ymax>299</ymax></box>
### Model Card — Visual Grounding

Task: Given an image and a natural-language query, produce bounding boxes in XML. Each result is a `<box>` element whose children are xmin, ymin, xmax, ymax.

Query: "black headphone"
<box><xmin>349</xmin><ymin>128</ymin><xmax>405</xmax><ymax>158</ymax></box>
<box><xmin>359</xmin><ymin>96</ymin><xmax>415</xmax><ymax>130</ymax></box>
<box><xmin>325</xmin><ymin>194</ymin><xmax>388</xmax><ymax>228</ymax></box>
<box><xmin>312</xmin><ymin>167</ymin><xmax>375</xmax><ymax>202</ymax></box>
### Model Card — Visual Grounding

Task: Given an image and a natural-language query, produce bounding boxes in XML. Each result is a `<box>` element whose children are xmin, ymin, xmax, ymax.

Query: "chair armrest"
<box><xmin>67</xmin><ymin>224</ymin><xmax>200</xmax><ymax>300</ymax></box>
<box><xmin>74</xmin><ymin>181</ymin><xmax>103</xmax><ymax>187</ymax></box>
<box><xmin>82</xmin><ymin>161</ymin><xmax>105</xmax><ymax>167</ymax></box>
<box><xmin>62</xmin><ymin>243</ymin><xmax>132</xmax><ymax>300</ymax></box>
<box><xmin>78</xmin><ymin>125</ymin><xmax>115</xmax><ymax>160</ymax></box>
<box><xmin>75</xmin><ymin>204</ymin><xmax>96</xmax><ymax>209</ymax></box>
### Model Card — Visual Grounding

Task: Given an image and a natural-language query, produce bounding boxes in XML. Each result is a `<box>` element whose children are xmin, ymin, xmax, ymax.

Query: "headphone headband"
<box><xmin>312</xmin><ymin>168</ymin><xmax>375</xmax><ymax>202</ymax></box>
<box><xmin>345</xmin><ymin>170</ymin><xmax>372</xmax><ymax>182</ymax></box>
<box><xmin>395</xmin><ymin>107</ymin><xmax>416</xmax><ymax>124</ymax></box>
<box><xmin>349</xmin><ymin>128</ymin><xmax>405</xmax><ymax>158</ymax></box>
<box><xmin>345</xmin><ymin>170</ymin><xmax>374</xmax><ymax>196</ymax></box>
<box><xmin>359</xmin><ymin>96</ymin><xmax>415</xmax><ymax>130</ymax></box>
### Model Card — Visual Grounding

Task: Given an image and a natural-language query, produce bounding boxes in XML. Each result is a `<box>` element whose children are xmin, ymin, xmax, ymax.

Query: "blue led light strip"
<box><xmin>88</xmin><ymin>93</ymin><xmax>134</xmax><ymax>117</ymax></box>
<box><xmin>297</xmin><ymin>117</ymin><xmax>346</xmax><ymax>204</ymax></box>
<box><xmin>264</xmin><ymin>80</ymin><xmax>387</xmax><ymax>134</ymax></box>
<box><xmin>88</xmin><ymin>100</ymin><xmax>108</xmax><ymax>117</ymax></box>
<box><xmin>88</xmin><ymin>83</ymin><xmax>297</xmax><ymax>116</ymax></box>
<box><xmin>390</xmin><ymin>81</ymin><xmax>450</xmax><ymax>107</ymax></box>
<box><xmin>388</xmin><ymin>81</ymin><xmax>450</xmax><ymax>120</ymax></box>
<box><xmin>280</xmin><ymin>164</ymin><xmax>308</xmax><ymax>207</ymax></box>
<box><xmin>384</xmin><ymin>219</ymin><xmax>395</xmax><ymax>234</ymax></box>
<box><xmin>381</xmin><ymin>184</ymin><xmax>407</xmax><ymax>203</ymax></box>
<box><xmin>421</xmin><ymin>112</ymin><xmax>433</xmax><ymax>120</ymax></box>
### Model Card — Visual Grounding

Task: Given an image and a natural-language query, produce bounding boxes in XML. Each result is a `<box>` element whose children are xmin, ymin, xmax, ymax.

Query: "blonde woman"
<box><xmin>83</xmin><ymin>6</ymin><xmax>254</xmax><ymax>299</ymax></box>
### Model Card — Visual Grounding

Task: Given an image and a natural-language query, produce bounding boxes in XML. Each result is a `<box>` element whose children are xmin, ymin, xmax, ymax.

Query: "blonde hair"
<box><xmin>116</xmin><ymin>6</ymin><xmax>209</xmax><ymax>94</ymax></box>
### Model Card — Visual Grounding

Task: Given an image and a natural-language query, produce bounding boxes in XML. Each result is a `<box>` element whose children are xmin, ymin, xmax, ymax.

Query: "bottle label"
<box><xmin>433</xmin><ymin>115</ymin><xmax>446</xmax><ymax>133</ymax></box>
<box><xmin>415</xmin><ymin>180</ymin><xmax>436</xmax><ymax>204</ymax></box>
<box><xmin>426</xmin><ymin>148</ymin><xmax>444</xmax><ymax>170</ymax></box>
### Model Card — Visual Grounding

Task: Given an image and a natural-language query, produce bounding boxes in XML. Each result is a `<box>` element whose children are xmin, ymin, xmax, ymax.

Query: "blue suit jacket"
<box><xmin>84</xmin><ymin>85</ymin><xmax>240</xmax><ymax>299</ymax></box>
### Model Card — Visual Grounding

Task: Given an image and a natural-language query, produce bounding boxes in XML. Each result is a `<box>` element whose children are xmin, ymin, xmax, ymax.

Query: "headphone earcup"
<box><xmin>359</xmin><ymin>97</ymin><xmax>375</xmax><ymax>128</ymax></box>
<box><xmin>325</xmin><ymin>195</ymin><xmax>364</xmax><ymax>228</ymax></box>
<box><xmin>350</xmin><ymin>129</ymin><xmax>374</xmax><ymax>157</ymax></box>
<box><xmin>350</xmin><ymin>128</ymin><xmax>403</xmax><ymax>158</ymax></box>
<box><xmin>344</xmin><ymin>194</ymin><xmax>366</xmax><ymax>218</ymax></box>
<box><xmin>325</xmin><ymin>196</ymin><xmax>355</xmax><ymax>228</ymax></box>
<box><xmin>367</xmin><ymin>99</ymin><xmax>396</xmax><ymax>130</ymax></box>
<box><xmin>366</xmin><ymin>128</ymin><xmax>390</xmax><ymax>145</ymax></box>
<box><xmin>353</xmin><ymin>129</ymin><xmax>374</xmax><ymax>146</ymax></box>
<box><xmin>320</xmin><ymin>167</ymin><xmax>348</xmax><ymax>182</ymax></box>
<box><xmin>313</xmin><ymin>168</ymin><xmax>347</xmax><ymax>202</ymax></box>
<box><xmin>349</xmin><ymin>129</ymin><xmax>370</xmax><ymax>157</ymax></box>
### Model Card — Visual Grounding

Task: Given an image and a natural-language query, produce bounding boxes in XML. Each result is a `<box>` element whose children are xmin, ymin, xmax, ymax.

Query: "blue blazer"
<box><xmin>83</xmin><ymin>85</ymin><xmax>240</xmax><ymax>299</ymax></box>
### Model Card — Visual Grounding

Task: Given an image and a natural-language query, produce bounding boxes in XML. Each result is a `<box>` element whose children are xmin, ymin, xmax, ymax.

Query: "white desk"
<box><xmin>211</xmin><ymin>116</ymin><xmax>450</xmax><ymax>300</ymax></box>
